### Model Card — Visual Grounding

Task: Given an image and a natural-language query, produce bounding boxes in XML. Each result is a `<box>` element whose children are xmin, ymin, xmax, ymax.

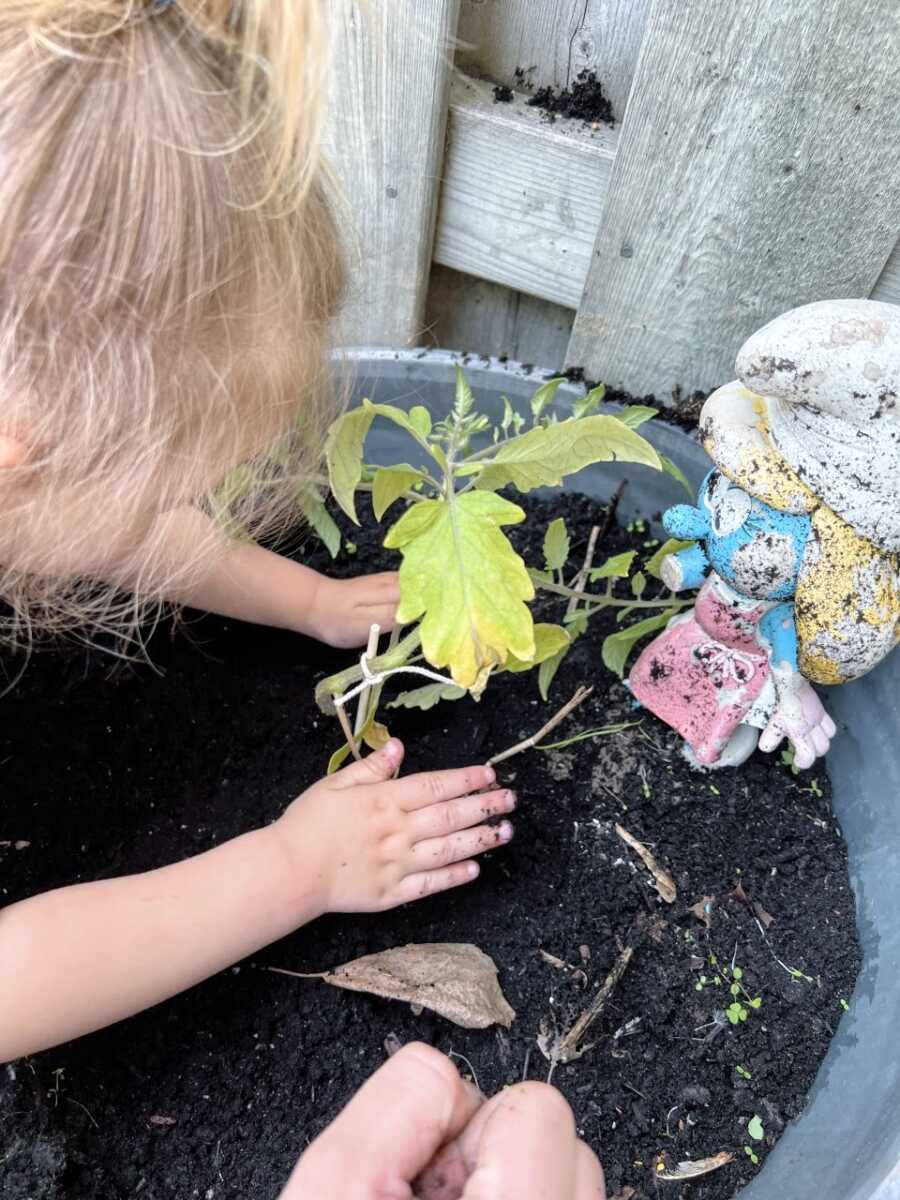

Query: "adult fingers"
<box><xmin>329</xmin><ymin>738</ymin><xmax>405</xmax><ymax>788</ymax></box>
<box><xmin>411</xmin><ymin>822</ymin><xmax>513</xmax><ymax>871</ymax></box>
<box><xmin>281</xmin><ymin>1043</ymin><xmax>480</xmax><ymax>1198</ymax></box>
<box><xmin>392</xmin><ymin>860</ymin><xmax>480</xmax><ymax>905</ymax></box>
<box><xmin>410</xmin><ymin>789</ymin><xmax>516</xmax><ymax>840</ymax></box>
<box><xmin>574</xmin><ymin>1141</ymin><xmax>607</xmax><ymax>1199</ymax></box>
<box><xmin>396</xmin><ymin>765</ymin><xmax>497</xmax><ymax>811</ymax></box>
<box><xmin>458</xmin><ymin>1082</ymin><xmax>581</xmax><ymax>1200</ymax></box>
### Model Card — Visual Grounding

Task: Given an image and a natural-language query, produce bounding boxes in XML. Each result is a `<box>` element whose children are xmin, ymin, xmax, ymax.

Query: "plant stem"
<box><xmin>315</xmin><ymin>628</ymin><xmax>423</xmax><ymax>714</ymax></box>
<box><xmin>566</xmin><ymin>523</ymin><xmax>600</xmax><ymax>619</ymax></box>
<box><xmin>531</xmin><ymin>572</ymin><xmax>692</xmax><ymax>611</ymax></box>
<box><xmin>336</xmin><ymin>703</ymin><xmax>361</xmax><ymax>761</ymax></box>
<box><xmin>488</xmin><ymin>685</ymin><xmax>593</xmax><ymax>766</ymax></box>
<box><xmin>354</xmin><ymin>624</ymin><xmax>381</xmax><ymax>737</ymax></box>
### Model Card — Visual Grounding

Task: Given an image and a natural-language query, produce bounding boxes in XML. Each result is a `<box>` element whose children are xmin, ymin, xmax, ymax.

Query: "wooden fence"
<box><xmin>328</xmin><ymin>0</ymin><xmax>900</xmax><ymax>402</ymax></box>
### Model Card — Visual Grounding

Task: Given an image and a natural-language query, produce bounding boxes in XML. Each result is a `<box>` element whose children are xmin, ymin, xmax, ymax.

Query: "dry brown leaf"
<box><xmin>283</xmin><ymin>943</ymin><xmax>515</xmax><ymax>1030</ymax></box>
<box><xmin>656</xmin><ymin>1151</ymin><xmax>734</xmax><ymax>1181</ymax></box>
<box><xmin>539</xmin><ymin>949</ymin><xmax>567</xmax><ymax>970</ymax></box>
<box><xmin>148</xmin><ymin>1115</ymin><xmax>176</xmax><ymax>1127</ymax></box>
<box><xmin>610</xmin><ymin>1189</ymin><xmax>636</xmax><ymax>1200</ymax></box>
<box><xmin>753</xmin><ymin>900</ymin><xmax>776</xmax><ymax>929</ymax></box>
<box><xmin>615</xmin><ymin>824</ymin><xmax>677</xmax><ymax>903</ymax></box>
<box><xmin>689</xmin><ymin>895</ymin><xmax>716</xmax><ymax>928</ymax></box>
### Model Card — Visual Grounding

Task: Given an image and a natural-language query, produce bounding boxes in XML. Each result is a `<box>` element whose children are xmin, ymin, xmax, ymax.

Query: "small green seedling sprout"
<box><xmin>840</xmin><ymin>998</ymin><xmax>850</xmax><ymax>1012</ymax></box>
<box><xmin>735</xmin><ymin>1064</ymin><xmax>752</xmax><ymax>1080</ymax></box>
<box><xmin>697</xmin><ymin>955</ymin><xmax>762</xmax><ymax>1024</ymax></box>
<box><xmin>744</xmin><ymin>1146</ymin><xmax>760</xmax><ymax>1165</ymax></box>
<box><xmin>780</xmin><ymin>747</ymin><xmax>800</xmax><ymax>775</ymax></box>
<box><xmin>748</xmin><ymin>1115</ymin><xmax>764</xmax><ymax>1140</ymax></box>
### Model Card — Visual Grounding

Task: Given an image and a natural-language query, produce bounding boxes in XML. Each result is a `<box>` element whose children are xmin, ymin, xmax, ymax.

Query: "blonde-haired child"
<box><xmin>0</xmin><ymin>0</ymin><xmax>515</xmax><ymax>1061</ymax></box>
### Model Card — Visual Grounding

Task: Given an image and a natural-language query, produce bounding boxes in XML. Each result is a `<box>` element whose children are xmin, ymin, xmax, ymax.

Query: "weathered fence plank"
<box><xmin>433</xmin><ymin>74</ymin><xmax>616</xmax><ymax>308</ymax></box>
<box><xmin>425</xmin><ymin>264</ymin><xmax>574</xmax><ymax>366</ymax></box>
<box><xmin>327</xmin><ymin>0</ymin><xmax>461</xmax><ymax>347</ymax></box>
<box><xmin>457</xmin><ymin>0</ymin><xmax>651</xmax><ymax>122</ymax></box>
<box><xmin>566</xmin><ymin>0</ymin><xmax>900</xmax><ymax>399</ymax></box>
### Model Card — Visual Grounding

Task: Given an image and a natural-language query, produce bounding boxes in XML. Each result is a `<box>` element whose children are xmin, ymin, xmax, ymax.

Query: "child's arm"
<box><xmin>151</xmin><ymin>506</ymin><xmax>399</xmax><ymax>649</ymax></box>
<box><xmin>0</xmin><ymin>742</ymin><xmax>513</xmax><ymax>1061</ymax></box>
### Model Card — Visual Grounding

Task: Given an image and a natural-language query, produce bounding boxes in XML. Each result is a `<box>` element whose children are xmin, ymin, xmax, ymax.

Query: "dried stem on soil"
<box><xmin>488</xmin><ymin>686</ymin><xmax>593</xmax><ymax>766</ymax></box>
<box><xmin>542</xmin><ymin>944</ymin><xmax>635</xmax><ymax>1070</ymax></box>
<box><xmin>615</xmin><ymin>823</ymin><xmax>677</xmax><ymax>904</ymax></box>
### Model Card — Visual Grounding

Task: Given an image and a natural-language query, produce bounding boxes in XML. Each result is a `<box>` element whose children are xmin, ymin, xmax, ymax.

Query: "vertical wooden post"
<box><xmin>328</xmin><ymin>0</ymin><xmax>461</xmax><ymax>347</ymax></box>
<box><xmin>566</xmin><ymin>0</ymin><xmax>900</xmax><ymax>400</ymax></box>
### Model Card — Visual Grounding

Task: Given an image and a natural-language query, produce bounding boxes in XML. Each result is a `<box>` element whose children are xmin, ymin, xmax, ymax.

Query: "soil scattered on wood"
<box><xmin>527</xmin><ymin>69</ymin><xmax>614</xmax><ymax>127</ymax></box>
<box><xmin>492</xmin><ymin>83</ymin><xmax>514</xmax><ymax>104</ymax></box>
<box><xmin>0</xmin><ymin>492</ymin><xmax>860</xmax><ymax>1200</ymax></box>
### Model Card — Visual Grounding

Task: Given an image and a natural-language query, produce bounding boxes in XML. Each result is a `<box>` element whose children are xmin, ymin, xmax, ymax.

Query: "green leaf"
<box><xmin>602</xmin><ymin>609</ymin><xmax>676</xmax><ymax>678</ymax></box>
<box><xmin>408</xmin><ymin>406</ymin><xmax>432</xmax><ymax>438</ymax></box>
<box><xmin>538</xmin><ymin>647</ymin><xmax>569</xmax><ymax>701</ymax></box>
<box><xmin>543</xmin><ymin>518</ymin><xmax>570</xmax><ymax>572</ymax></box>
<box><xmin>660</xmin><ymin>452</ymin><xmax>694</xmax><ymax>498</ymax></box>
<box><xmin>538</xmin><ymin>720</ymin><xmax>640</xmax><ymax>751</ymax></box>
<box><xmin>326</xmin><ymin>717</ymin><xmax>391</xmax><ymax>775</ymax></box>
<box><xmin>589</xmin><ymin>550</ymin><xmax>637</xmax><ymax>580</ymax></box>
<box><xmin>372</xmin><ymin>465</ymin><xmax>424</xmax><ymax>520</ymax></box>
<box><xmin>297</xmin><ymin>486</ymin><xmax>341</xmax><ymax>558</ymax></box>
<box><xmin>327</xmin><ymin>740</ymin><xmax>354</xmax><ymax>775</ymax></box>
<box><xmin>475</xmin><ymin>415</ymin><xmax>660</xmax><ymax>494</ymax></box>
<box><xmin>387</xmin><ymin>682</ymin><xmax>467</xmax><ymax>711</ymax></box>
<box><xmin>454</xmin><ymin>366</ymin><xmax>475</xmax><ymax>419</ymax></box>
<box><xmin>646</xmin><ymin>538</ymin><xmax>694</xmax><ymax>580</ymax></box>
<box><xmin>618</xmin><ymin>404</ymin><xmax>659</xmax><ymax>429</ymax></box>
<box><xmin>529</xmin><ymin>377</ymin><xmax>565</xmax><ymax>419</ymax></box>
<box><xmin>631</xmin><ymin>571</ymin><xmax>647</xmax><ymax>598</ymax></box>
<box><xmin>384</xmin><ymin>492</ymin><xmax>535</xmax><ymax>692</ymax></box>
<box><xmin>573</xmin><ymin>383</ymin><xmax>606</xmax><ymax>419</ymax></box>
<box><xmin>732</xmin><ymin>967</ymin><xmax>743</xmax><ymax>980</ymax></box>
<box><xmin>504</xmin><ymin>624</ymin><xmax>570</xmax><ymax>672</ymax></box>
<box><xmin>325</xmin><ymin>406</ymin><xmax>375</xmax><ymax>522</ymax></box>
<box><xmin>747</xmin><ymin>1116</ymin><xmax>764</xmax><ymax>1142</ymax></box>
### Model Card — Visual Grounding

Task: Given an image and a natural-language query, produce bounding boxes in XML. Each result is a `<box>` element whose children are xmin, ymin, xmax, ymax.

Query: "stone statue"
<box><xmin>628</xmin><ymin>298</ymin><xmax>900</xmax><ymax>769</ymax></box>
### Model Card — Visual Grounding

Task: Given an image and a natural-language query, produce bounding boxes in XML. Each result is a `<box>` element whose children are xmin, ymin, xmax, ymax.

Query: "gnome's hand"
<box><xmin>759</xmin><ymin>667</ymin><xmax>837</xmax><ymax>769</ymax></box>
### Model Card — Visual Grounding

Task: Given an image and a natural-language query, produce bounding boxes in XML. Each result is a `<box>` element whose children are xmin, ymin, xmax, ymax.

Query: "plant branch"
<box><xmin>531</xmin><ymin>572</ymin><xmax>692</xmax><ymax>611</ymax></box>
<box><xmin>488</xmin><ymin>686</ymin><xmax>593</xmax><ymax>766</ymax></box>
<box><xmin>354</xmin><ymin>624</ymin><xmax>382</xmax><ymax>737</ymax></box>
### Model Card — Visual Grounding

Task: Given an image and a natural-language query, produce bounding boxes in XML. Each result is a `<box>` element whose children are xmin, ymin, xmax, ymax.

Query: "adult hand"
<box><xmin>281</xmin><ymin>1043</ymin><xmax>605</xmax><ymax>1200</ymax></box>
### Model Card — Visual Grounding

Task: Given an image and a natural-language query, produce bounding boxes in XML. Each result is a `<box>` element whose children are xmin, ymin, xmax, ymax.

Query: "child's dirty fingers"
<box><xmin>398</xmin><ymin>765</ymin><xmax>496</xmax><ymax>811</ymax></box>
<box><xmin>412</xmin><ymin>822</ymin><xmax>513</xmax><ymax>870</ymax></box>
<box><xmin>410</xmin><ymin>789</ymin><xmax>516</xmax><ymax>839</ymax></box>
<box><xmin>330</xmin><ymin>738</ymin><xmax>405</xmax><ymax>787</ymax></box>
<box><xmin>395</xmin><ymin>861</ymin><xmax>480</xmax><ymax>904</ymax></box>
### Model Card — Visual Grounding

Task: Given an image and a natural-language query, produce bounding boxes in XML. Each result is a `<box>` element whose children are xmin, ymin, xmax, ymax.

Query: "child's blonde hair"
<box><xmin>0</xmin><ymin>0</ymin><xmax>344</xmax><ymax>652</ymax></box>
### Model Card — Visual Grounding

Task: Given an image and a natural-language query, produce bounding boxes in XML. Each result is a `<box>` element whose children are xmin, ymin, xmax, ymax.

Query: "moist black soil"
<box><xmin>0</xmin><ymin>492</ymin><xmax>860</xmax><ymax>1200</ymax></box>
<box><xmin>527</xmin><ymin>70</ymin><xmax>614</xmax><ymax>127</ymax></box>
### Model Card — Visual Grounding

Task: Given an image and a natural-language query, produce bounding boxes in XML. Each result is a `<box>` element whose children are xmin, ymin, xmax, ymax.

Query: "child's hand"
<box><xmin>272</xmin><ymin>739</ymin><xmax>515</xmax><ymax>914</ymax></box>
<box><xmin>310</xmin><ymin>571</ymin><xmax>400</xmax><ymax>648</ymax></box>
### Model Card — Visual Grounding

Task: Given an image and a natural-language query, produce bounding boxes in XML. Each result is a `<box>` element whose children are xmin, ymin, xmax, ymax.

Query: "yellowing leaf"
<box><xmin>660</xmin><ymin>452</ymin><xmax>694</xmax><ymax>498</ymax></box>
<box><xmin>325</xmin><ymin>406</ymin><xmax>374</xmax><ymax>523</ymax></box>
<box><xmin>476</xmin><ymin>415</ymin><xmax>660</xmax><ymax>494</ymax></box>
<box><xmin>372</xmin><ymin>465</ymin><xmax>423</xmax><ymax>520</ymax></box>
<box><xmin>327</xmin><ymin>718</ymin><xmax>391</xmax><ymax>774</ymax></box>
<box><xmin>543</xmin><ymin>518</ymin><xmax>570</xmax><ymax>571</ymax></box>
<box><xmin>504</xmin><ymin>624</ymin><xmax>570</xmax><ymax>673</ymax></box>
<box><xmin>408</xmin><ymin>405</ymin><xmax>432</xmax><ymax>438</ymax></box>
<box><xmin>529</xmin><ymin>377</ymin><xmax>565</xmax><ymax>418</ymax></box>
<box><xmin>384</xmin><ymin>492</ymin><xmax>534</xmax><ymax>691</ymax></box>
<box><xmin>619</xmin><ymin>404</ymin><xmax>659</xmax><ymax>429</ymax></box>
<box><xmin>302</xmin><ymin>943</ymin><xmax>516</xmax><ymax>1029</ymax></box>
<box><xmin>589</xmin><ymin>550</ymin><xmax>637</xmax><ymax>580</ymax></box>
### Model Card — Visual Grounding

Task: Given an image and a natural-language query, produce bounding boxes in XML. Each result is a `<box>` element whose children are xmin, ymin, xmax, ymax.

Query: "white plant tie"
<box><xmin>333</xmin><ymin>651</ymin><xmax>458</xmax><ymax>708</ymax></box>
<box><xmin>694</xmin><ymin>641</ymin><xmax>758</xmax><ymax>685</ymax></box>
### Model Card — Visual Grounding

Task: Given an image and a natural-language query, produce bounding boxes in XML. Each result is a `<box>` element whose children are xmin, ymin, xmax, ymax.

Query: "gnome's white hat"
<box><xmin>736</xmin><ymin>298</ymin><xmax>900</xmax><ymax>553</ymax></box>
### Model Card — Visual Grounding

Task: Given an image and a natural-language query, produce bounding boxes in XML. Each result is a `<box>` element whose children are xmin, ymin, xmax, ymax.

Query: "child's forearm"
<box><xmin>0</xmin><ymin>824</ymin><xmax>321</xmax><ymax>1061</ymax></box>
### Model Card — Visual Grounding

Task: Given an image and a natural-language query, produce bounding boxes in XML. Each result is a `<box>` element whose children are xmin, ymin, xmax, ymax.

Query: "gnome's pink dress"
<box><xmin>629</xmin><ymin>576</ymin><xmax>771</xmax><ymax>765</ymax></box>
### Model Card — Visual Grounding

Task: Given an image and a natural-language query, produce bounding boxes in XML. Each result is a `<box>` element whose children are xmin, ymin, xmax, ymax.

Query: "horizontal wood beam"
<box><xmin>433</xmin><ymin>74</ymin><xmax>616</xmax><ymax>310</ymax></box>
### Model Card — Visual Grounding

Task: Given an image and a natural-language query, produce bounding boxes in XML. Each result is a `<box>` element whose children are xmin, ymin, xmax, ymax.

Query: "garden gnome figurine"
<box><xmin>629</xmin><ymin>299</ymin><xmax>900</xmax><ymax>769</ymax></box>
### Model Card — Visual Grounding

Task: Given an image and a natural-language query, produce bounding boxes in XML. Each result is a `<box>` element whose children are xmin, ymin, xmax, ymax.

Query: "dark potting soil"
<box><xmin>527</xmin><ymin>70</ymin><xmax>615</xmax><ymax>127</ymax></box>
<box><xmin>0</xmin><ymin>491</ymin><xmax>860</xmax><ymax>1200</ymax></box>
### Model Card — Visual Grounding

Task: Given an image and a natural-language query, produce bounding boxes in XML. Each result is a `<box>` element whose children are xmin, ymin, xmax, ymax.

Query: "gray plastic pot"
<box><xmin>346</xmin><ymin>348</ymin><xmax>900</xmax><ymax>1200</ymax></box>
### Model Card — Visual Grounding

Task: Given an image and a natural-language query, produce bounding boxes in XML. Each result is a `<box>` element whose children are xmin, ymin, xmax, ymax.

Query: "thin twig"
<box><xmin>267</xmin><ymin>966</ymin><xmax>327</xmax><ymax>980</ymax></box>
<box><xmin>566</xmin><ymin>523</ymin><xmax>601</xmax><ymax>619</ymax></box>
<box><xmin>532</xmin><ymin>573</ymin><xmax>692</xmax><ymax>610</ymax></box>
<box><xmin>336</xmin><ymin>704</ymin><xmax>361</xmax><ymax>762</ymax></box>
<box><xmin>488</xmin><ymin>686</ymin><xmax>593</xmax><ymax>766</ymax></box>
<box><xmin>354</xmin><ymin>624</ymin><xmax>381</xmax><ymax>737</ymax></box>
<box><xmin>553</xmin><ymin>945</ymin><xmax>634</xmax><ymax>1064</ymax></box>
